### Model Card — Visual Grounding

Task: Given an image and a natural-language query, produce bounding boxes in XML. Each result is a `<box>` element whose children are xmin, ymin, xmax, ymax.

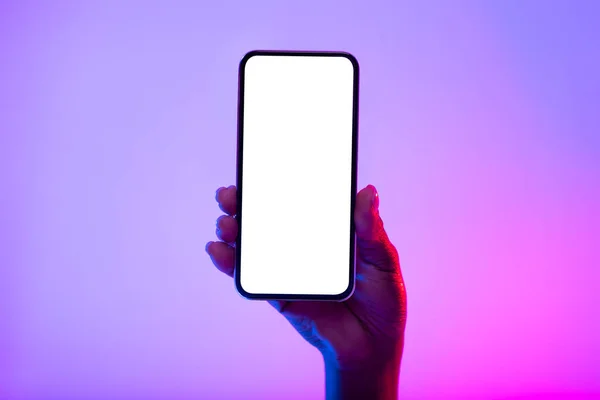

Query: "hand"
<box><xmin>206</xmin><ymin>184</ymin><xmax>407</xmax><ymax>400</ymax></box>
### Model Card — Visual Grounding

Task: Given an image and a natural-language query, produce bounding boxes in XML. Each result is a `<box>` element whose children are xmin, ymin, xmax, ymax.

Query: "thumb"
<box><xmin>354</xmin><ymin>185</ymin><xmax>399</xmax><ymax>272</ymax></box>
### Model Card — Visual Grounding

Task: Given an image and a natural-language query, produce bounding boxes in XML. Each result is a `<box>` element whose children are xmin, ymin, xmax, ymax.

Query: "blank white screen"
<box><xmin>240</xmin><ymin>54</ymin><xmax>355</xmax><ymax>296</ymax></box>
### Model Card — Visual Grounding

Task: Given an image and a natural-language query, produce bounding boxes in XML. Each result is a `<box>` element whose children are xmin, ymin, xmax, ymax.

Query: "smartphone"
<box><xmin>235</xmin><ymin>50</ymin><xmax>359</xmax><ymax>301</ymax></box>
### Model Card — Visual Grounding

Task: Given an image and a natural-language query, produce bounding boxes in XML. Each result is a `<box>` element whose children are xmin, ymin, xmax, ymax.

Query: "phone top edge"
<box><xmin>239</xmin><ymin>50</ymin><xmax>360</xmax><ymax>70</ymax></box>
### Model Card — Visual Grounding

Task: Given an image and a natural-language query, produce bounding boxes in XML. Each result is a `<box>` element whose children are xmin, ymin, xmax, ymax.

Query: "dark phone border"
<box><xmin>235</xmin><ymin>50</ymin><xmax>359</xmax><ymax>301</ymax></box>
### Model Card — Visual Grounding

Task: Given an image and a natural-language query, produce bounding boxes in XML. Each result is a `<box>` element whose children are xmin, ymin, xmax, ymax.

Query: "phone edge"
<box><xmin>234</xmin><ymin>50</ymin><xmax>360</xmax><ymax>302</ymax></box>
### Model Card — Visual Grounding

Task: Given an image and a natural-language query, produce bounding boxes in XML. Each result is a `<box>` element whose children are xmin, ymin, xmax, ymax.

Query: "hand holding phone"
<box><xmin>207</xmin><ymin>184</ymin><xmax>406</xmax><ymax>398</ymax></box>
<box><xmin>205</xmin><ymin>51</ymin><xmax>407</xmax><ymax>399</ymax></box>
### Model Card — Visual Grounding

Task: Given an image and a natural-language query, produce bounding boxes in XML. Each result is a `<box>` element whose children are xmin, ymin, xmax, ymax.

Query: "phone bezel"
<box><xmin>235</xmin><ymin>50</ymin><xmax>359</xmax><ymax>301</ymax></box>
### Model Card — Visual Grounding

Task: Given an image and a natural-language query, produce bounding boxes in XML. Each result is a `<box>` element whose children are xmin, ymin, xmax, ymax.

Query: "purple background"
<box><xmin>2</xmin><ymin>1</ymin><xmax>599</xmax><ymax>399</ymax></box>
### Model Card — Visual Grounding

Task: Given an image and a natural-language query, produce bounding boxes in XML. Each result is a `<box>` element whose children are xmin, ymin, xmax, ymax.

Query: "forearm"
<box><xmin>324</xmin><ymin>355</ymin><xmax>401</xmax><ymax>400</ymax></box>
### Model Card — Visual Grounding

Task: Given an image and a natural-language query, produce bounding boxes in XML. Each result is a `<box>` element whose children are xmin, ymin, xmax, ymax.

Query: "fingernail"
<box><xmin>205</xmin><ymin>241</ymin><xmax>213</xmax><ymax>253</ymax></box>
<box><xmin>368</xmin><ymin>185</ymin><xmax>379</xmax><ymax>210</ymax></box>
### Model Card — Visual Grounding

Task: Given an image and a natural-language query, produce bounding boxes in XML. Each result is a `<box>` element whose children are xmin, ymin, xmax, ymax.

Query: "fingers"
<box><xmin>206</xmin><ymin>241</ymin><xmax>235</xmax><ymax>277</ymax></box>
<box><xmin>210</xmin><ymin>190</ymin><xmax>284</xmax><ymax>308</ymax></box>
<box><xmin>208</xmin><ymin>186</ymin><xmax>238</xmax><ymax>277</ymax></box>
<box><xmin>216</xmin><ymin>186</ymin><xmax>237</xmax><ymax>216</ymax></box>
<box><xmin>354</xmin><ymin>185</ymin><xmax>399</xmax><ymax>272</ymax></box>
<box><xmin>354</xmin><ymin>185</ymin><xmax>381</xmax><ymax>240</ymax></box>
<box><xmin>216</xmin><ymin>215</ymin><xmax>238</xmax><ymax>244</ymax></box>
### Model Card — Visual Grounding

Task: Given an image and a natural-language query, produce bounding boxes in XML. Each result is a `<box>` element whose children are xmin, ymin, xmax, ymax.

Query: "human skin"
<box><xmin>206</xmin><ymin>184</ymin><xmax>407</xmax><ymax>400</ymax></box>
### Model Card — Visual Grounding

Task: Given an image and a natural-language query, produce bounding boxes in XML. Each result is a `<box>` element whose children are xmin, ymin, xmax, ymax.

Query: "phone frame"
<box><xmin>235</xmin><ymin>50</ymin><xmax>360</xmax><ymax>301</ymax></box>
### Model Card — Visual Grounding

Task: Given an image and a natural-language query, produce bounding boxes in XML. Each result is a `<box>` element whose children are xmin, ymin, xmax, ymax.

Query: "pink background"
<box><xmin>2</xmin><ymin>1</ymin><xmax>599</xmax><ymax>399</ymax></box>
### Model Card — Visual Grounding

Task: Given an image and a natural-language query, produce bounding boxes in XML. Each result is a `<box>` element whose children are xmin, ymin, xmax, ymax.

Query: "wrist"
<box><xmin>324</xmin><ymin>351</ymin><xmax>401</xmax><ymax>400</ymax></box>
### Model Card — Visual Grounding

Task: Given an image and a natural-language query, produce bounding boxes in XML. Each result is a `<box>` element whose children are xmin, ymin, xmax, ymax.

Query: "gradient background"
<box><xmin>1</xmin><ymin>1</ymin><xmax>599</xmax><ymax>399</ymax></box>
